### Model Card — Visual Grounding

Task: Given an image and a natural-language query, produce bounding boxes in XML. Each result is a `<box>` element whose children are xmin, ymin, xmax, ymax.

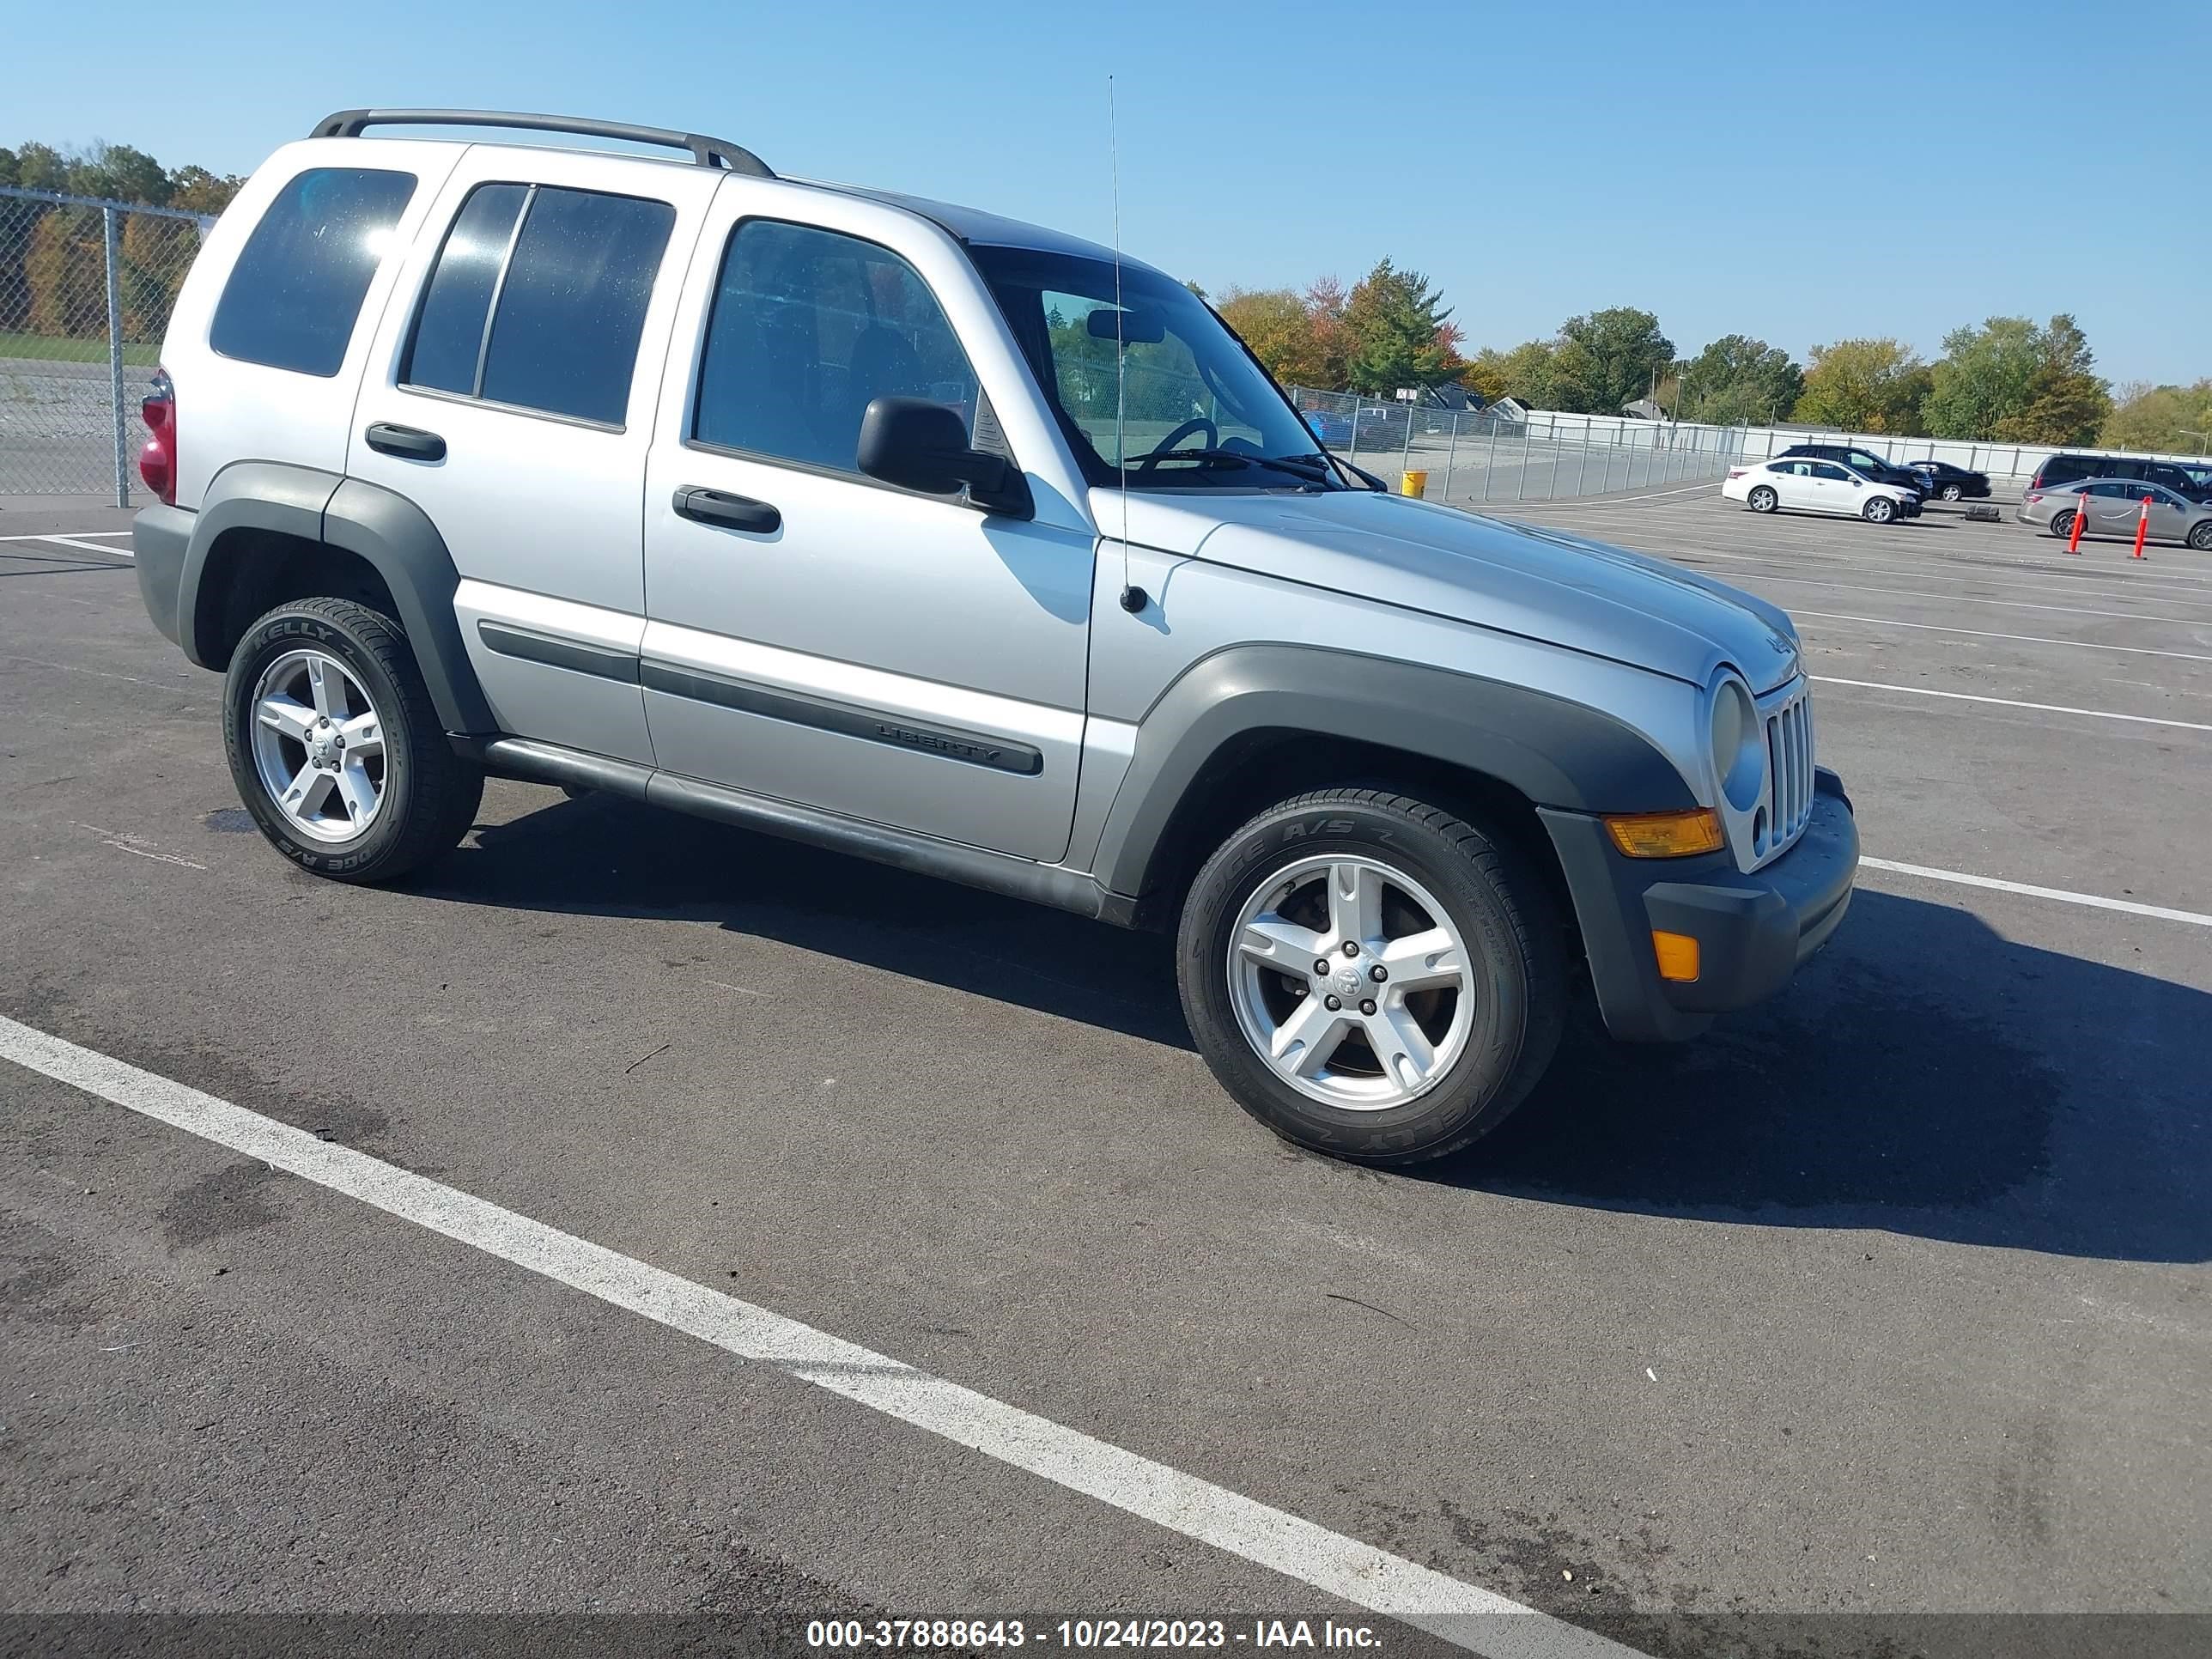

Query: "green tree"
<box><xmin>1547</xmin><ymin>307</ymin><xmax>1674</xmax><ymax>414</ymax></box>
<box><xmin>1679</xmin><ymin>334</ymin><xmax>1803</xmax><ymax>426</ymax></box>
<box><xmin>1923</xmin><ymin>313</ymin><xmax>2109</xmax><ymax>441</ymax></box>
<box><xmin>66</xmin><ymin>142</ymin><xmax>171</xmax><ymax>206</ymax></box>
<box><xmin>1340</xmin><ymin>259</ymin><xmax>1457</xmax><ymax>394</ymax></box>
<box><xmin>9</xmin><ymin>142</ymin><xmax>67</xmax><ymax>191</ymax></box>
<box><xmin>1793</xmin><ymin>338</ymin><xmax>1931</xmax><ymax>434</ymax></box>
<box><xmin>1467</xmin><ymin>340</ymin><xmax>1561</xmax><ymax>407</ymax></box>
<box><xmin>2098</xmin><ymin>380</ymin><xmax>2212</xmax><ymax>454</ymax></box>
<box><xmin>166</xmin><ymin>165</ymin><xmax>244</xmax><ymax>216</ymax></box>
<box><xmin>1216</xmin><ymin>286</ymin><xmax>1328</xmax><ymax>389</ymax></box>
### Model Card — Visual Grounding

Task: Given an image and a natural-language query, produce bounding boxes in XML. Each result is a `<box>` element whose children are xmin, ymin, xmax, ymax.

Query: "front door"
<box><xmin>640</xmin><ymin>196</ymin><xmax>1097</xmax><ymax>863</ymax></box>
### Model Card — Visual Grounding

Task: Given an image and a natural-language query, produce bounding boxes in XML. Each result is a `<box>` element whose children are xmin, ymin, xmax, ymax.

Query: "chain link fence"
<box><xmin>1</xmin><ymin>185</ymin><xmax>210</xmax><ymax>501</ymax></box>
<box><xmin>1287</xmin><ymin>386</ymin><xmax>1749</xmax><ymax>507</ymax></box>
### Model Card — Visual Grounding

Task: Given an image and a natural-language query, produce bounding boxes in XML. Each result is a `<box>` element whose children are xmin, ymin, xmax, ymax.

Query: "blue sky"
<box><xmin>11</xmin><ymin>0</ymin><xmax>2207</xmax><ymax>384</ymax></box>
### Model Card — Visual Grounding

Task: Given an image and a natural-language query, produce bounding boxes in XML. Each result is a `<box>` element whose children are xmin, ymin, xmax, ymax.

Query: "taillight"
<box><xmin>139</xmin><ymin>367</ymin><xmax>176</xmax><ymax>507</ymax></box>
<box><xmin>2024</xmin><ymin>492</ymin><xmax>2041</xmax><ymax>503</ymax></box>
<box><xmin>1726</xmin><ymin>468</ymin><xmax>1747</xmax><ymax>479</ymax></box>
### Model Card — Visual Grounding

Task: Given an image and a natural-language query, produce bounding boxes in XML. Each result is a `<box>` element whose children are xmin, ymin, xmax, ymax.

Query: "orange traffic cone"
<box><xmin>2065</xmin><ymin>492</ymin><xmax>2087</xmax><ymax>553</ymax></box>
<box><xmin>2132</xmin><ymin>495</ymin><xmax>2151</xmax><ymax>560</ymax></box>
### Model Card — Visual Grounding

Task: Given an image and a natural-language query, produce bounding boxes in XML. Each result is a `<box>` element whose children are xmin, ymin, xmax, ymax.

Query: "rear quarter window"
<box><xmin>210</xmin><ymin>167</ymin><xmax>417</xmax><ymax>377</ymax></box>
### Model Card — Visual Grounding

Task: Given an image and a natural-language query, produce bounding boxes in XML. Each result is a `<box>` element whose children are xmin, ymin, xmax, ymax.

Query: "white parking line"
<box><xmin>0</xmin><ymin>1013</ymin><xmax>1643</xmax><ymax>1659</ymax></box>
<box><xmin>1813</xmin><ymin>677</ymin><xmax>2212</xmax><ymax>733</ymax></box>
<box><xmin>1794</xmin><ymin>611</ymin><xmax>2212</xmax><ymax>664</ymax></box>
<box><xmin>0</xmin><ymin>530</ymin><xmax>125</xmax><ymax>543</ymax></box>
<box><xmin>1858</xmin><ymin>860</ymin><xmax>2212</xmax><ymax>928</ymax></box>
<box><xmin>33</xmin><ymin>534</ymin><xmax>133</xmax><ymax>557</ymax></box>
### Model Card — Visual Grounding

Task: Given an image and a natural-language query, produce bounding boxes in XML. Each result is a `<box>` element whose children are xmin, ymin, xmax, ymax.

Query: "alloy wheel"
<box><xmin>1226</xmin><ymin>854</ymin><xmax>1474</xmax><ymax>1110</ymax></box>
<box><xmin>248</xmin><ymin>649</ymin><xmax>387</xmax><ymax>842</ymax></box>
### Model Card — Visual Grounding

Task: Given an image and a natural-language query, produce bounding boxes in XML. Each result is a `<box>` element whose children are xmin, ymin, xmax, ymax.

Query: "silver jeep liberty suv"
<box><xmin>131</xmin><ymin>109</ymin><xmax>1857</xmax><ymax>1165</ymax></box>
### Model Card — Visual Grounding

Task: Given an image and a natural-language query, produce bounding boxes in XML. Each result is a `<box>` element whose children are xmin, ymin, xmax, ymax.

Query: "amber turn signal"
<box><xmin>1601</xmin><ymin>809</ymin><xmax>1724</xmax><ymax>859</ymax></box>
<box><xmin>1651</xmin><ymin>930</ymin><xmax>1701</xmax><ymax>982</ymax></box>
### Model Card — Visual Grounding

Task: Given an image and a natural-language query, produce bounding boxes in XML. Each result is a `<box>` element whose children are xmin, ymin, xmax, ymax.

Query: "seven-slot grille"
<box><xmin>1760</xmin><ymin>678</ymin><xmax>1815</xmax><ymax>859</ymax></box>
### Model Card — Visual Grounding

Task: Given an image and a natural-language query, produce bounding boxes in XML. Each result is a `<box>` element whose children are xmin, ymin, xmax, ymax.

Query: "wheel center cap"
<box><xmin>1329</xmin><ymin>965</ymin><xmax>1364</xmax><ymax>1000</ymax></box>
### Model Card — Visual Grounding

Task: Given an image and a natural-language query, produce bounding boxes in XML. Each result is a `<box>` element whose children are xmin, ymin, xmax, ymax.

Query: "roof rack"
<box><xmin>309</xmin><ymin>109</ymin><xmax>774</xmax><ymax>179</ymax></box>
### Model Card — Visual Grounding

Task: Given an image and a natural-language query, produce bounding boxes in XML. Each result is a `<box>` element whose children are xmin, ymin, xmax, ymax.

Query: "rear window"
<box><xmin>401</xmin><ymin>183</ymin><xmax>674</xmax><ymax>426</ymax></box>
<box><xmin>210</xmin><ymin>167</ymin><xmax>417</xmax><ymax>377</ymax></box>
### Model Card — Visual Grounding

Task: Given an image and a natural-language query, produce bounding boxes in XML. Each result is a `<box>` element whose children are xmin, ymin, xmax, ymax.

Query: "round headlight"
<box><xmin>1709</xmin><ymin>677</ymin><xmax>1764</xmax><ymax>812</ymax></box>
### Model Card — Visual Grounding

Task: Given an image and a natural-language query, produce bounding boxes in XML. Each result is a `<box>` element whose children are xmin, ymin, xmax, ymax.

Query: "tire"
<box><xmin>1940</xmin><ymin>483</ymin><xmax>1964</xmax><ymax>501</ymax></box>
<box><xmin>2051</xmin><ymin>509</ymin><xmax>2079</xmax><ymax>540</ymax></box>
<box><xmin>2190</xmin><ymin>522</ymin><xmax>2212</xmax><ymax>551</ymax></box>
<box><xmin>223</xmin><ymin>596</ymin><xmax>484</xmax><ymax>883</ymax></box>
<box><xmin>1747</xmin><ymin>485</ymin><xmax>1778</xmax><ymax>514</ymax></box>
<box><xmin>1863</xmin><ymin>496</ymin><xmax>1897</xmax><ymax>524</ymax></box>
<box><xmin>1176</xmin><ymin>788</ymin><xmax>1565</xmax><ymax>1166</ymax></box>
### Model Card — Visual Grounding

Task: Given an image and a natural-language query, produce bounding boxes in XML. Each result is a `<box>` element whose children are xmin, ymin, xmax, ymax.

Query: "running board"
<box><xmin>477</xmin><ymin>736</ymin><xmax>1139</xmax><ymax>928</ymax></box>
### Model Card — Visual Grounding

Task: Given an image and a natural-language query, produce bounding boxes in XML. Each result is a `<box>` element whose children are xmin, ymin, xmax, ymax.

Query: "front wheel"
<box><xmin>223</xmin><ymin>597</ymin><xmax>483</xmax><ymax>882</ymax></box>
<box><xmin>1747</xmin><ymin>485</ymin><xmax>1778</xmax><ymax>514</ymax></box>
<box><xmin>1176</xmin><ymin>789</ymin><xmax>1565</xmax><ymax>1165</ymax></box>
<box><xmin>1863</xmin><ymin>496</ymin><xmax>1898</xmax><ymax>523</ymax></box>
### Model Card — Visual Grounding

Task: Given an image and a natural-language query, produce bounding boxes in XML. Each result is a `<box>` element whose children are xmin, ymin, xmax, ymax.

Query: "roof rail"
<box><xmin>309</xmin><ymin>109</ymin><xmax>774</xmax><ymax>179</ymax></box>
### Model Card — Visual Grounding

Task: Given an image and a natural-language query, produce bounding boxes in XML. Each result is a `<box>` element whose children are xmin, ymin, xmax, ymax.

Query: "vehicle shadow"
<box><xmin>422</xmin><ymin>790</ymin><xmax>2209</xmax><ymax>1264</ymax></box>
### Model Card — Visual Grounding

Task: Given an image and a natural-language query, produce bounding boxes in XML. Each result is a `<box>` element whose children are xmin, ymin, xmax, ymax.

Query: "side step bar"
<box><xmin>477</xmin><ymin>737</ymin><xmax>1140</xmax><ymax>928</ymax></box>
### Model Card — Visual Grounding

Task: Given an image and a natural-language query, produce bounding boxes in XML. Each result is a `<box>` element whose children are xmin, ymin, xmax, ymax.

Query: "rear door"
<box><xmin>350</xmin><ymin>146</ymin><xmax>721</xmax><ymax>763</ymax></box>
<box><xmin>1769</xmin><ymin>460</ymin><xmax>1819</xmax><ymax>509</ymax></box>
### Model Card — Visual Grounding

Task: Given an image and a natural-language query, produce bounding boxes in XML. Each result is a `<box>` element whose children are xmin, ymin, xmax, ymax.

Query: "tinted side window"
<box><xmin>403</xmin><ymin>184</ymin><xmax>530</xmax><ymax>397</ymax></box>
<box><xmin>694</xmin><ymin>220</ymin><xmax>981</xmax><ymax>475</ymax></box>
<box><xmin>2041</xmin><ymin>458</ymin><xmax>2089</xmax><ymax>485</ymax></box>
<box><xmin>1812</xmin><ymin>464</ymin><xmax>1851</xmax><ymax>481</ymax></box>
<box><xmin>481</xmin><ymin>189</ymin><xmax>674</xmax><ymax>424</ymax></box>
<box><xmin>211</xmin><ymin>167</ymin><xmax>417</xmax><ymax>376</ymax></box>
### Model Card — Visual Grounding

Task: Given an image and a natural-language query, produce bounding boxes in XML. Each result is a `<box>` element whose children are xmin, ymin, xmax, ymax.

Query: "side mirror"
<box><xmin>856</xmin><ymin>397</ymin><xmax>1032</xmax><ymax>518</ymax></box>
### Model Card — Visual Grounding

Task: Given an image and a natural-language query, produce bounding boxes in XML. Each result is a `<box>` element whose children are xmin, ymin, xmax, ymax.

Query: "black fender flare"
<box><xmin>179</xmin><ymin>462</ymin><xmax>494</xmax><ymax>735</ymax></box>
<box><xmin>1091</xmin><ymin>644</ymin><xmax>1699</xmax><ymax>898</ymax></box>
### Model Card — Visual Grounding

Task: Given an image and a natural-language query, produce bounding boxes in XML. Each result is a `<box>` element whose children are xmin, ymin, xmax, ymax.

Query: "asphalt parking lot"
<box><xmin>2</xmin><ymin>488</ymin><xmax>2208</xmax><ymax>1658</ymax></box>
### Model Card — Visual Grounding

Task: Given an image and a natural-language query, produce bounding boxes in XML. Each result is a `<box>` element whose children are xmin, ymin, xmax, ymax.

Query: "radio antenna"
<box><xmin>1110</xmin><ymin>75</ymin><xmax>1146</xmax><ymax>614</ymax></box>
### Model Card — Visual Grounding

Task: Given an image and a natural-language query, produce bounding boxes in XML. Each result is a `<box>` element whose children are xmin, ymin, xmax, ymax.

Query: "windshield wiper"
<box><xmin>1133</xmin><ymin>447</ymin><xmax>1335</xmax><ymax>485</ymax></box>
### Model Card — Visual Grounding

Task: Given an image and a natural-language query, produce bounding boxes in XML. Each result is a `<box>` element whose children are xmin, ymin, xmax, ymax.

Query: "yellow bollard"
<box><xmin>1401</xmin><ymin>469</ymin><xmax>1428</xmax><ymax>499</ymax></box>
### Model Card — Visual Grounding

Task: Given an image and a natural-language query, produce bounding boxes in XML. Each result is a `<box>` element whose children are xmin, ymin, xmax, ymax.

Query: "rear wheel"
<box><xmin>223</xmin><ymin>597</ymin><xmax>483</xmax><ymax>883</ymax></box>
<box><xmin>2051</xmin><ymin>509</ymin><xmax>2080</xmax><ymax>540</ymax></box>
<box><xmin>1940</xmin><ymin>483</ymin><xmax>1964</xmax><ymax>501</ymax></box>
<box><xmin>1863</xmin><ymin>496</ymin><xmax>1898</xmax><ymax>524</ymax></box>
<box><xmin>1176</xmin><ymin>789</ymin><xmax>1565</xmax><ymax>1166</ymax></box>
<box><xmin>2191</xmin><ymin>522</ymin><xmax>2212</xmax><ymax>551</ymax></box>
<box><xmin>1747</xmin><ymin>485</ymin><xmax>1778</xmax><ymax>514</ymax></box>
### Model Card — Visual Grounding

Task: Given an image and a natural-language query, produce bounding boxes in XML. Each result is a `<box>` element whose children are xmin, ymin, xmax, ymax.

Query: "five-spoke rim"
<box><xmin>248</xmin><ymin>650</ymin><xmax>386</xmax><ymax>843</ymax></box>
<box><xmin>1226</xmin><ymin>854</ymin><xmax>1474</xmax><ymax>1111</ymax></box>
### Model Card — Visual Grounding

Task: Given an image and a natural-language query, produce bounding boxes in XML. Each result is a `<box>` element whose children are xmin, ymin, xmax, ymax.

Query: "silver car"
<box><xmin>2019</xmin><ymin>479</ymin><xmax>2212</xmax><ymax>549</ymax></box>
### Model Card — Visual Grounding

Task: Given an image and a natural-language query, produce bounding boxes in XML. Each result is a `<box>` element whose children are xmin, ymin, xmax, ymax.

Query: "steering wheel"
<box><xmin>1133</xmin><ymin>417</ymin><xmax>1218</xmax><ymax>472</ymax></box>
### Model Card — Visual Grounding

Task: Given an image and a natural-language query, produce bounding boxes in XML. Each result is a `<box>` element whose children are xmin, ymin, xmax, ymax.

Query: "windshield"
<box><xmin>968</xmin><ymin>244</ymin><xmax>1349</xmax><ymax>490</ymax></box>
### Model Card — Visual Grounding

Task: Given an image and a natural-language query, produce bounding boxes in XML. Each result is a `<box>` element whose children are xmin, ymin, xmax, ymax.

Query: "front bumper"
<box><xmin>1539</xmin><ymin>769</ymin><xmax>1858</xmax><ymax>1042</ymax></box>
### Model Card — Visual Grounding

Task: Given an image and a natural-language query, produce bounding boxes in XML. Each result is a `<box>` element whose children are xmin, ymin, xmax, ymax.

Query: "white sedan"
<box><xmin>1723</xmin><ymin>458</ymin><xmax>1921</xmax><ymax>523</ymax></box>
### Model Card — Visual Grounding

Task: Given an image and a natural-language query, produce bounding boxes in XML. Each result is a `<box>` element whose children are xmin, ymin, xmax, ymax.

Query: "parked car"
<box><xmin>1903</xmin><ymin>459</ymin><xmax>1990</xmax><ymax>501</ymax></box>
<box><xmin>1776</xmin><ymin>442</ymin><xmax>1927</xmax><ymax>496</ymax></box>
<box><xmin>2017</xmin><ymin>480</ymin><xmax>2212</xmax><ymax>550</ymax></box>
<box><xmin>2175</xmin><ymin>463</ymin><xmax>2212</xmax><ymax>497</ymax></box>
<box><xmin>130</xmin><ymin>106</ymin><xmax>1856</xmax><ymax>1167</ymax></box>
<box><xmin>1724</xmin><ymin>458</ymin><xmax>1922</xmax><ymax>523</ymax></box>
<box><xmin>2027</xmin><ymin>453</ymin><xmax>2212</xmax><ymax>504</ymax></box>
<box><xmin>1301</xmin><ymin>407</ymin><xmax>1352</xmax><ymax>447</ymax></box>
